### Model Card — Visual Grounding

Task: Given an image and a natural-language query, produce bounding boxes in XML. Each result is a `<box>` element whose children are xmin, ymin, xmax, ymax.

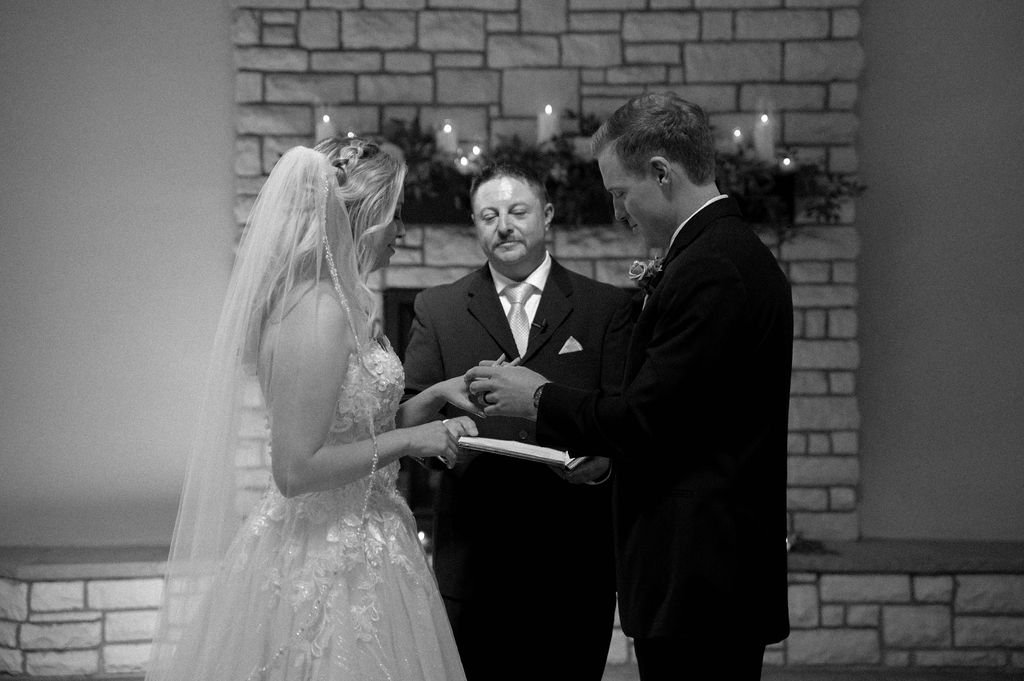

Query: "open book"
<box><xmin>458</xmin><ymin>436</ymin><xmax>587</xmax><ymax>470</ymax></box>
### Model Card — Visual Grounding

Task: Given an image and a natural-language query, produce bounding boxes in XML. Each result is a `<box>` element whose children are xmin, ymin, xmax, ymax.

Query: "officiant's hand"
<box><xmin>550</xmin><ymin>456</ymin><xmax>611</xmax><ymax>485</ymax></box>
<box><xmin>464</xmin><ymin>364</ymin><xmax>547</xmax><ymax>420</ymax></box>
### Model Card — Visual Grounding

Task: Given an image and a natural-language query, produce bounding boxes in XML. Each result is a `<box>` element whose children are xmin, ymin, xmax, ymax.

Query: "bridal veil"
<box><xmin>146</xmin><ymin>143</ymin><xmax>404</xmax><ymax>680</ymax></box>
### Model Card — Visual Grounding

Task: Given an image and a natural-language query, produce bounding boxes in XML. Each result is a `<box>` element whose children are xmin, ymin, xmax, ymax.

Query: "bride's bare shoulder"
<box><xmin>269</xmin><ymin>280</ymin><xmax>348</xmax><ymax>331</ymax></box>
<box><xmin>258</xmin><ymin>280</ymin><xmax>353</xmax><ymax>374</ymax></box>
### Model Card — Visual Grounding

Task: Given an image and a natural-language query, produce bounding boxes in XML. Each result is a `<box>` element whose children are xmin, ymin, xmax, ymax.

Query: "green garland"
<box><xmin>379</xmin><ymin>115</ymin><xmax>865</xmax><ymax>238</ymax></box>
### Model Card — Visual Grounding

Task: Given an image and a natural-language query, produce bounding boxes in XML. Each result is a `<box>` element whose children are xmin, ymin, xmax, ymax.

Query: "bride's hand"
<box><xmin>437</xmin><ymin>417</ymin><xmax>478</xmax><ymax>469</ymax></box>
<box><xmin>407</xmin><ymin>417</ymin><xmax>473</xmax><ymax>469</ymax></box>
<box><xmin>442</xmin><ymin>415</ymin><xmax>478</xmax><ymax>439</ymax></box>
<box><xmin>433</xmin><ymin>376</ymin><xmax>485</xmax><ymax>417</ymax></box>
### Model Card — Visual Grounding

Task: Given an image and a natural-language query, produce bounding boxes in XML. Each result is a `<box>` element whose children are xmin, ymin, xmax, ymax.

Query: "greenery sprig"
<box><xmin>378</xmin><ymin>114</ymin><xmax>865</xmax><ymax>239</ymax></box>
<box><xmin>716</xmin><ymin>142</ymin><xmax>866</xmax><ymax>245</ymax></box>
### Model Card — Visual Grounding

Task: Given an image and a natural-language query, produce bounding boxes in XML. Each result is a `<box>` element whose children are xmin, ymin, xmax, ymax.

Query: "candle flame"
<box><xmin>544</xmin><ymin>104</ymin><xmax>553</xmax><ymax>115</ymax></box>
<box><xmin>472</xmin><ymin>145</ymin><xmax>481</xmax><ymax>156</ymax></box>
<box><xmin>760</xmin><ymin>114</ymin><xmax>769</xmax><ymax>124</ymax></box>
<box><xmin>346</xmin><ymin>131</ymin><xmax>355</xmax><ymax>138</ymax></box>
<box><xmin>782</xmin><ymin>157</ymin><xmax>793</xmax><ymax>167</ymax></box>
<box><xmin>443</xmin><ymin>123</ymin><xmax>453</xmax><ymax>133</ymax></box>
<box><xmin>732</xmin><ymin>128</ymin><xmax>742</xmax><ymax>138</ymax></box>
<box><xmin>322</xmin><ymin>114</ymin><xmax>330</xmax><ymax>124</ymax></box>
<box><xmin>460</xmin><ymin>156</ymin><xmax>469</xmax><ymax>166</ymax></box>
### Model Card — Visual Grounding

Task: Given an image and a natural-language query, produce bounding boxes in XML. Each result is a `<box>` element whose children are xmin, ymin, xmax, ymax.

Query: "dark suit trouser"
<box><xmin>633</xmin><ymin>634</ymin><xmax>765</xmax><ymax>681</ymax></box>
<box><xmin>445</xmin><ymin>590</ymin><xmax>615</xmax><ymax>681</ymax></box>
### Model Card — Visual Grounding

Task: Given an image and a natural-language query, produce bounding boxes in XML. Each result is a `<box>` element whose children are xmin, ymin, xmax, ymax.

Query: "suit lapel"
<box><xmin>624</xmin><ymin>197</ymin><xmax>743</xmax><ymax>384</ymax></box>
<box><xmin>465</xmin><ymin>259</ymin><xmax>576</xmax><ymax>363</ymax></box>
<box><xmin>521</xmin><ymin>260</ymin><xmax>573</xmax><ymax>363</ymax></box>
<box><xmin>466</xmin><ymin>265</ymin><xmax>520</xmax><ymax>360</ymax></box>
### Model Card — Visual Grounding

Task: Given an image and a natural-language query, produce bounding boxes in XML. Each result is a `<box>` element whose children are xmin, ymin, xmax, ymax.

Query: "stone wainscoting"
<box><xmin>0</xmin><ymin>547</ymin><xmax>165</xmax><ymax>677</ymax></box>
<box><xmin>780</xmin><ymin>541</ymin><xmax>1024</xmax><ymax>671</ymax></box>
<box><xmin>2</xmin><ymin>542</ymin><xmax>1023</xmax><ymax>676</ymax></box>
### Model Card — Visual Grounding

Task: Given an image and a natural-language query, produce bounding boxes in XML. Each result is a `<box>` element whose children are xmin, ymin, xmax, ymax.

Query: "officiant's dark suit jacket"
<box><xmin>403</xmin><ymin>257</ymin><xmax>632</xmax><ymax>680</ymax></box>
<box><xmin>537</xmin><ymin>197</ymin><xmax>792</xmax><ymax>645</ymax></box>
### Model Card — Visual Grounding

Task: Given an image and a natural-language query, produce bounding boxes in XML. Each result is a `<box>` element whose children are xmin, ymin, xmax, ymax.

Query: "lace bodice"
<box><xmin>328</xmin><ymin>337</ymin><xmax>403</xmax><ymax>439</ymax></box>
<box><xmin>231</xmin><ymin>338</ymin><xmax>428</xmax><ymax>667</ymax></box>
<box><xmin>325</xmin><ymin>336</ymin><xmax>406</xmax><ymax>490</ymax></box>
<box><xmin>264</xmin><ymin>337</ymin><xmax>406</xmax><ymax>515</ymax></box>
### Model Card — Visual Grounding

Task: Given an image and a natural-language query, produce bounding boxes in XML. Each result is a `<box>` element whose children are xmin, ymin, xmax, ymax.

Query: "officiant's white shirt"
<box><xmin>489</xmin><ymin>251</ymin><xmax>552</xmax><ymax>327</ymax></box>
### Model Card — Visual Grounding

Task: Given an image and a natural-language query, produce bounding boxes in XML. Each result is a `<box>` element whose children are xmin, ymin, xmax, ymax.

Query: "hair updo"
<box><xmin>314</xmin><ymin>136</ymin><xmax>407</xmax><ymax>276</ymax></box>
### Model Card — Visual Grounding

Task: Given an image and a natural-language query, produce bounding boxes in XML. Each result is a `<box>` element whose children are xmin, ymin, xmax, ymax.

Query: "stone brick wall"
<box><xmin>232</xmin><ymin>0</ymin><xmax>865</xmax><ymax>541</ymax></box>
<box><xmin>0</xmin><ymin>566</ymin><xmax>163</xmax><ymax>676</ymax></box>
<box><xmin>377</xmin><ymin>221</ymin><xmax>861</xmax><ymax>545</ymax></box>
<box><xmin>4</xmin><ymin>550</ymin><xmax>1023</xmax><ymax>676</ymax></box>
<box><xmin>780</xmin><ymin>573</ymin><xmax>1024</xmax><ymax>670</ymax></box>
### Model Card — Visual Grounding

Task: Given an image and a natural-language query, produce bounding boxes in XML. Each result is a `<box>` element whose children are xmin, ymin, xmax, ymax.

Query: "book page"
<box><xmin>458</xmin><ymin>436</ymin><xmax>571</xmax><ymax>466</ymax></box>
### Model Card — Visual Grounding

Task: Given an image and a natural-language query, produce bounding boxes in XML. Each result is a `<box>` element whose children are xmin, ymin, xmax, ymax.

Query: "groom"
<box><xmin>466</xmin><ymin>92</ymin><xmax>792</xmax><ymax>679</ymax></box>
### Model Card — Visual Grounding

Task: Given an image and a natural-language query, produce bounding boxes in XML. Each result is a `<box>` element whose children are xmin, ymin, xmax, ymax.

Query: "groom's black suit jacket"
<box><xmin>402</xmin><ymin>258</ymin><xmax>632</xmax><ymax>678</ymax></box>
<box><xmin>538</xmin><ymin>197</ymin><xmax>792</xmax><ymax>643</ymax></box>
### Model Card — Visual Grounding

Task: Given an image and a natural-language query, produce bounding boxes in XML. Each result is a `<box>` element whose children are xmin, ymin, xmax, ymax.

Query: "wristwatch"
<box><xmin>533</xmin><ymin>382</ymin><xmax>548</xmax><ymax>410</ymax></box>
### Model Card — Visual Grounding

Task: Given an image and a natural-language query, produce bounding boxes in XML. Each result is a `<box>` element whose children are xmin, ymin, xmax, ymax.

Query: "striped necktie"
<box><xmin>503</xmin><ymin>282</ymin><xmax>533</xmax><ymax>358</ymax></box>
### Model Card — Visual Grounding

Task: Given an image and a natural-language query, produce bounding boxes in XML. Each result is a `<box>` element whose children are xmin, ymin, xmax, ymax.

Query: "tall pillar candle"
<box><xmin>537</xmin><ymin>105</ymin><xmax>560</xmax><ymax>145</ymax></box>
<box><xmin>316</xmin><ymin>113</ymin><xmax>336</xmax><ymax>143</ymax></box>
<box><xmin>752</xmin><ymin>112</ymin><xmax>775</xmax><ymax>163</ymax></box>
<box><xmin>435</xmin><ymin>119</ymin><xmax>458</xmax><ymax>155</ymax></box>
<box><xmin>731</xmin><ymin>127</ymin><xmax>744</xmax><ymax>153</ymax></box>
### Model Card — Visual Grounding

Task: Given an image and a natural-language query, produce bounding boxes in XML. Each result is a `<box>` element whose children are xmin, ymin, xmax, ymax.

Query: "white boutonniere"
<box><xmin>627</xmin><ymin>256</ymin><xmax>664</xmax><ymax>294</ymax></box>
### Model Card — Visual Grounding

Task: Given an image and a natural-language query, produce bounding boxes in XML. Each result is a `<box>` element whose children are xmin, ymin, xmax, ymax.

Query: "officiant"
<box><xmin>402</xmin><ymin>162</ymin><xmax>633</xmax><ymax>681</ymax></box>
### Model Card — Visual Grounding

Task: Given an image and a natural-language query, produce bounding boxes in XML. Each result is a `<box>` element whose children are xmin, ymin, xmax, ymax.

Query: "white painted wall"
<box><xmin>0</xmin><ymin>0</ymin><xmax>235</xmax><ymax>545</ymax></box>
<box><xmin>858</xmin><ymin>0</ymin><xmax>1024</xmax><ymax>540</ymax></box>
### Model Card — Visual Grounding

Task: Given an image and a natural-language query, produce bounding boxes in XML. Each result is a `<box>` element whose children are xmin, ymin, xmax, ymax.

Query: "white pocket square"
<box><xmin>558</xmin><ymin>336</ymin><xmax>583</xmax><ymax>355</ymax></box>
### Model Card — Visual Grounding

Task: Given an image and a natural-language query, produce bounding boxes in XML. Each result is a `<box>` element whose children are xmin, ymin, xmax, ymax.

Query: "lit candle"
<box><xmin>779</xmin><ymin>155</ymin><xmax>795</xmax><ymax>173</ymax></box>
<box><xmin>537</xmin><ymin>104</ymin><xmax>560</xmax><ymax>145</ymax></box>
<box><xmin>315</xmin><ymin>113</ymin><xmax>336</xmax><ymax>143</ymax></box>
<box><xmin>752</xmin><ymin>112</ymin><xmax>775</xmax><ymax>163</ymax></box>
<box><xmin>435</xmin><ymin>119</ymin><xmax>458</xmax><ymax>155</ymax></box>
<box><xmin>732</xmin><ymin>127</ymin><xmax>744</xmax><ymax>153</ymax></box>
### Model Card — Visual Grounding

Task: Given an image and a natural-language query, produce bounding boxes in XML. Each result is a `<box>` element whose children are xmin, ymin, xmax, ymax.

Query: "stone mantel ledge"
<box><xmin>0</xmin><ymin>547</ymin><xmax>167</xmax><ymax>581</ymax></box>
<box><xmin>788</xmin><ymin>539</ymin><xmax>1024</xmax><ymax>575</ymax></box>
<box><xmin>3</xmin><ymin>541</ymin><xmax>1023</xmax><ymax>581</ymax></box>
<box><xmin>398</xmin><ymin>222</ymin><xmax>858</xmax><ymax>262</ymax></box>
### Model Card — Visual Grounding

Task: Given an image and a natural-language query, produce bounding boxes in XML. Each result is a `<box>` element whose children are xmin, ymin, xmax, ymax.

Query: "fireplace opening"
<box><xmin>383</xmin><ymin>288</ymin><xmax>440</xmax><ymax>546</ymax></box>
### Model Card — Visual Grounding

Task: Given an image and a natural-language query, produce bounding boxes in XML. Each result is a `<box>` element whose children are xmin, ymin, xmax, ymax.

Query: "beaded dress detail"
<box><xmin>164</xmin><ymin>340</ymin><xmax>465</xmax><ymax>681</ymax></box>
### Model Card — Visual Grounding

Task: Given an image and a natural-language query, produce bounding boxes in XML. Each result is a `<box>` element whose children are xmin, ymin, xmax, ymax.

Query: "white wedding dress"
<box><xmin>163</xmin><ymin>339</ymin><xmax>465</xmax><ymax>681</ymax></box>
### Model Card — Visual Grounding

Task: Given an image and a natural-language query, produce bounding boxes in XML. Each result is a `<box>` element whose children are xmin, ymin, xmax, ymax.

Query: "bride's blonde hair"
<box><xmin>316</xmin><ymin>136</ymin><xmax>407</xmax><ymax>335</ymax></box>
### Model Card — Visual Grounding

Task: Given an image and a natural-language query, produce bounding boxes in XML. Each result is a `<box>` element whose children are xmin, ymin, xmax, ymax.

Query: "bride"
<box><xmin>146</xmin><ymin>140</ymin><xmax>474</xmax><ymax>680</ymax></box>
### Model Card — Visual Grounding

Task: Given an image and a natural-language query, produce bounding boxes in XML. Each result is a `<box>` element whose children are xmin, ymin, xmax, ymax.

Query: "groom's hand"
<box><xmin>464</xmin><ymin>364</ymin><xmax>547</xmax><ymax>420</ymax></box>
